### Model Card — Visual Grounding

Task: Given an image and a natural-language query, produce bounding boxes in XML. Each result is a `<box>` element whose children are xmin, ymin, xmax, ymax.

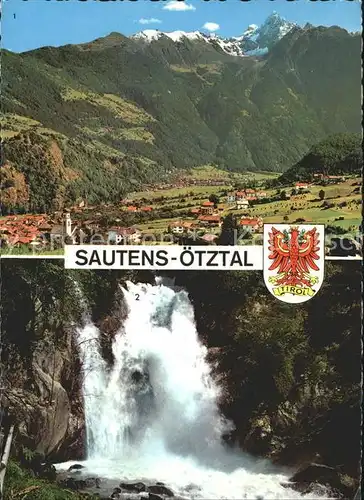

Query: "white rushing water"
<box><xmin>64</xmin><ymin>279</ymin><xmax>330</xmax><ymax>499</ymax></box>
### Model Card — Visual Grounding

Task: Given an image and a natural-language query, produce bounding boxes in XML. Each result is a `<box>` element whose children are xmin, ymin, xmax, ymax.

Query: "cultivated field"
<box><xmin>126</xmin><ymin>172</ymin><xmax>361</xmax><ymax>240</ymax></box>
<box><xmin>1</xmin><ymin>168</ymin><xmax>360</xmax><ymax>254</ymax></box>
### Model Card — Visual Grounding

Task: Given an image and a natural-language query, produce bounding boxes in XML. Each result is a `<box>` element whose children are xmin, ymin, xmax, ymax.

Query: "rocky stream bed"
<box><xmin>52</xmin><ymin>462</ymin><xmax>355</xmax><ymax>499</ymax></box>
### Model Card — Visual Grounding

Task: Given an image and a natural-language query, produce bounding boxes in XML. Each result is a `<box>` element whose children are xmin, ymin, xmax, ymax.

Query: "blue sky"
<box><xmin>2</xmin><ymin>0</ymin><xmax>362</xmax><ymax>53</ymax></box>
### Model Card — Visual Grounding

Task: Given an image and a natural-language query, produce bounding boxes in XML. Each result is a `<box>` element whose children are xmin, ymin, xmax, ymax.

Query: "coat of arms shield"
<box><xmin>263</xmin><ymin>224</ymin><xmax>325</xmax><ymax>303</ymax></box>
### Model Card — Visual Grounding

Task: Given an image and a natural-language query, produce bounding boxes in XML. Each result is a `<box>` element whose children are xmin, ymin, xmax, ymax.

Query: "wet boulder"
<box><xmin>289</xmin><ymin>463</ymin><xmax>355</xmax><ymax>498</ymax></box>
<box><xmin>29</xmin><ymin>458</ymin><xmax>57</xmax><ymax>481</ymax></box>
<box><xmin>120</xmin><ymin>482</ymin><xmax>147</xmax><ymax>493</ymax></box>
<box><xmin>68</xmin><ymin>463</ymin><xmax>85</xmax><ymax>472</ymax></box>
<box><xmin>148</xmin><ymin>485</ymin><xmax>174</xmax><ymax>497</ymax></box>
<box><xmin>148</xmin><ymin>494</ymin><xmax>163</xmax><ymax>500</ymax></box>
<box><xmin>85</xmin><ymin>477</ymin><xmax>98</xmax><ymax>488</ymax></box>
<box><xmin>60</xmin><ymin>477</ymin><xmax>87</xmax><ymax>490</ymax></box>
<box><xmin>110</xmin><ymin>487</ymin><xmax>122</xmax><ymax>499</ymax></box>
<box><xmin>39</xmin><ymin>462</ymin><xmax>57</xmax><ymax>481</ymax></box>
<box><xmin>290</xmin><ymin>463</ymin><xmax>336</xmax><ymax>483</ymax></box>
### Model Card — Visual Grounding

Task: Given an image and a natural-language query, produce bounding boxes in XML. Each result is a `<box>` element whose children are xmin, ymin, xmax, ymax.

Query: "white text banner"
<box><xmin>64</xmin><ymin>245</ymin><xmax>264</xmax><ymax>271</ymax></box>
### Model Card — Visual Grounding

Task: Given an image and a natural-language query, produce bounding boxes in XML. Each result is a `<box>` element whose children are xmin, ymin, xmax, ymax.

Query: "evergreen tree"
<box><xmin>218</xmin><ymin>214</ymin><xmax>238</xmax><ymax>245</ymax></box>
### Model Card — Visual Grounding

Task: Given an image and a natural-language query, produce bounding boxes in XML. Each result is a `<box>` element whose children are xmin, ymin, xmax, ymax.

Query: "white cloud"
<box><xmin>163</xmin><ymin>1</ymin><xmax>196</xmax><ymax>12</ymax></box>
<box><xmin>138</xmin><ymin>18</ymin><xmax>162</xmax><ymax>25</ymax></box>
<box><xmin>203</xmin><ymin>22</ymin><xmax>220</xmax><ymax>32</ymax></box>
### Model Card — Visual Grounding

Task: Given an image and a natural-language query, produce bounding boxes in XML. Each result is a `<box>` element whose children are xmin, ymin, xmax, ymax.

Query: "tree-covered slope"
<box><xmin>1</xmin><ymin>25</ymin><xmax>361</xmax><ymax>210</ymax></box>
<box><xmin>278</xmin><ymin>133</ymin><xmax>362</xmax><ymax>184</ymax></box>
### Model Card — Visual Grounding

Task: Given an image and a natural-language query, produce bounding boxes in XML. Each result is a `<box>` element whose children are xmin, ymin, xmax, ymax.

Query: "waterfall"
<box><xmin>70</xmin><ymin>279</ymin><xmax>329</xmax><ymax>499</ymax></box>
<box><xmin>72</xmin><ymin>279</ymin><xmax>108</xmax><ymax>454</ymax></box>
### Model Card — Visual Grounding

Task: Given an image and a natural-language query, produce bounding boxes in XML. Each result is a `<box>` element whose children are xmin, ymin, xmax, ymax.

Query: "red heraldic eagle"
<box><xmin>268</xmin><ymin>226</ymin><xmax>320</xmax><ymax>287</ymax></box>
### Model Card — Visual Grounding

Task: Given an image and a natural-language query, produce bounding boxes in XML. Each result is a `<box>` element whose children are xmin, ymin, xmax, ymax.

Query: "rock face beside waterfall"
<box><xmin>174</xmin><ymin>264</ymin><xmax>361</xmax><ymax>498</ymax></box>
<box><xmin>1</xmin><ymin>265</ymin><xmax>144</xmax><ymax>463</ymax></box>
<box><xmin>3</xmin><ymin>329</ymin><xmax>86</xmax><ymax>461</ymax></box>
<box><xmin>97</xmin><ymin>284</ymin><xmax>129</xmax><ymax>363</ymax></box>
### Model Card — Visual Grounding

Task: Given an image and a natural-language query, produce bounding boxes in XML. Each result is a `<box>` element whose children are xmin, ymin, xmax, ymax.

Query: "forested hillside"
<box><xmin>278</xmin><ymin>133</ymin><xmax>362</xmax><ymax>184</ymax></box>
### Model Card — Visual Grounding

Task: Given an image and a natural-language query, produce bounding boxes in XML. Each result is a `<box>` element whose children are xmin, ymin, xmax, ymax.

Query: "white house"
<box><xmin>227</xmin><ymin>192</ymin><xmax>236</xmax><ymax>203</ymax></box>
<box><xmin>170</xmin><ymin>223</ymin><xmax>184</xmax><ymax>234</ymax></box>
<box><xmin>108</xmin><ymin>227</ymin><xmax>142</xmax><ymax>244</ymax></box>
<box><xmin>236</xmin><ymin>199</ymin><xmax>250</xmax><ymax>209</ymax></box>
<box><xmin>239</xmin><ymin>217</ymin><xmax>263</xmax><ymax>233</ymax></box>
<box><xmin>170</xmin><ymin>221</ymin><xmax>196</xmax><ymax>234</ymax></box>
<box><xmin>295</xmin><ymin>182</ymin><xmax>309</xmax><ymax>190</ymax></box>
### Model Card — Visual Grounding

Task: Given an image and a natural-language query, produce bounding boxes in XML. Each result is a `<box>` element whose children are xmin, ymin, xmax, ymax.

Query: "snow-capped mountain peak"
<box><xmin>245</xmin><ymin>24</ymin><xmax>259</xmax><ymax>35</ymax></box>
<box><xmin>257</xmin><ymin>12</ymin><xmax>296</xmax><ymax>46</ymax></box>
<box><xmin>235</xmin><ymin>24</ymin><xmax>258</xmax><ymax>42</ymax></box>
<box><xmin>234</xmin><ymin>12</ymin><xmax>297</xmax><ymax>54</ymax></box>
<box><xmin>133</xmin><ymin>30</ymin><xmax>206</xmax><ymax>43</ymax></box>
<box><xmin>133</xmin><ymin>13</ymin><xmax>297</xmax><ymax>58</ymax></box>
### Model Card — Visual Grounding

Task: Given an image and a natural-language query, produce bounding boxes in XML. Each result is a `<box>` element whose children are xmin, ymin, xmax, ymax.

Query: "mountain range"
<box><xmin>1</xmin><ymin>14</ymin><xmax>361</xmax><ymax>211</ymax></box>
<box><xmin>134</xmin><ymin>12</ymin><xmax>297</xmax><ymax>57</ymax></box>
